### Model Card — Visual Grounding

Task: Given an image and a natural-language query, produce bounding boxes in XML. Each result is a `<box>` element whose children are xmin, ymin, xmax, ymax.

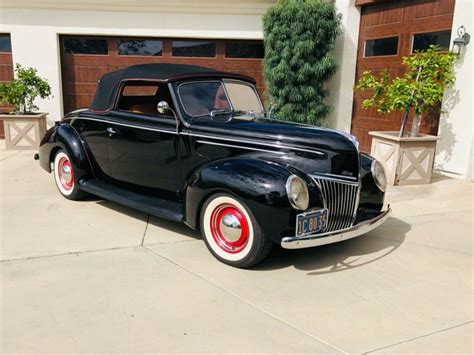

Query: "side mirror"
<box><xmin>157</xmin><ymin>101</ymin><xmax>170</xmax><ymax>115</ymax></box>
<box><xmin>156</xmin><ymin>101</ymin><xmax>179</xmax><ymax>132</ymax></box>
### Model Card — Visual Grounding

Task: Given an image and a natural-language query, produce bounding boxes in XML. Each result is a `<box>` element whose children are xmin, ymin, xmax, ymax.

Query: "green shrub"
<box><xmin>0</xmin><ymin>64</ymin><xmax>52</xmax><ymax>114</ymax></box>
<box><xmin>263</xmin><ymin>0</ymin><xmax>342</xmax><ymax>125</ymax></box>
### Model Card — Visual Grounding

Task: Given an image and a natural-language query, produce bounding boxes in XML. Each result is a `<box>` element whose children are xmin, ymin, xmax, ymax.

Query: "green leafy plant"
<box><xmin>0</xmin><ymin>64</ymin><xmax>52</xmax><ymax>115</ymax></box>
<box><xmin>263</xmin><ymin>0</ymin><xmax>342</xmax><ymax>125</ymax></box>
<box><xmin>354</xmin><ymin>45</ymin><xmax>456</xmax><ymax>137</ymax></box>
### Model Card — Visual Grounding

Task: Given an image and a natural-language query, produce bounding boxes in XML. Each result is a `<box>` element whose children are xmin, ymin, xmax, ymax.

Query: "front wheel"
<box><xmin>200</xmin><ymin>194</ymin><xmax>272</xmax><ymax>268</ymax></box>
<box><xmin>53</xmin><ymin>150</ymin><xmax>85</xmax><ymax>200</ymax></box>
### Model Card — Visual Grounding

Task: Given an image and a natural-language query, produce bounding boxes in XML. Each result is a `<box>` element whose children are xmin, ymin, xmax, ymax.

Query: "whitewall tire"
<box><xmin>53</xmin><ymin>150</ymin><xmax>84</xmax><ymax>200</ymax></box>
<box><xmin>200</xmin><ymin>194</ymin><xmax>272</xmax><ymax>268</ymax></box>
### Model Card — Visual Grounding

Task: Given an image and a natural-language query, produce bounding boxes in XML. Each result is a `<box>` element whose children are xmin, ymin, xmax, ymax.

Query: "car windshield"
<box><xmin>178</xmin><ymin>80</ymin><xmax>263</xmax><ymax>118</ymax></box>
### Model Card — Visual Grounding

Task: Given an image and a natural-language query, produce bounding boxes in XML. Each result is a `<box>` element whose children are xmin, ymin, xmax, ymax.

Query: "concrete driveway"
<box><xmin>1</xmin><ymin>144</ymin><xmax>473</xmax><ymax>354</ymax></box>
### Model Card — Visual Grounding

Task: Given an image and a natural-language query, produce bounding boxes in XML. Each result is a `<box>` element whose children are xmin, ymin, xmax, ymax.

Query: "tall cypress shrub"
<box><xmin>263</xmin><ymin>0</ymin><xmax>342</xmax><ymax>125</ymax></box>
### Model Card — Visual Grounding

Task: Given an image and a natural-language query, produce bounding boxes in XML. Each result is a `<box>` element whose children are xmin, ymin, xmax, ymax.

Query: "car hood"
<box><xmin>187</xmin><ymin>116</ymin><xmax>360</xmax><ymax>179</ymax></box>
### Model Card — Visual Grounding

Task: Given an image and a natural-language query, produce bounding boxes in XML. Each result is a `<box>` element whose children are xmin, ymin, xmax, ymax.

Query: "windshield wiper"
<box><xmin>210</xmin><ymin>109</ymin><xmax>247</xmax><ymax>118</ymax></box>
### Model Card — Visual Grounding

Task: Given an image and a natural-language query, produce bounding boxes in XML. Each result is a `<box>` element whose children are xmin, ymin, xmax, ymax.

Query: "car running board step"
<box><xmin>80</xmin><ymin>179</ymin><xmax>184</xmax><ymax>222</ymax></box>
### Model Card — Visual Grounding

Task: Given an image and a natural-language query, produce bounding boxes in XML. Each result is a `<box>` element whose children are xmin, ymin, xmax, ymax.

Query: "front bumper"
<box><xmin>281</xmin><ymin>206</ymin><xmax>391</xmax><ymax>249</ymax></box>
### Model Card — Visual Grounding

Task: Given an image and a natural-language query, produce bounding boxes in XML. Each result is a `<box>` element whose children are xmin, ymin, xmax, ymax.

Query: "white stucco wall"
<box><xmin>0</xmin><ymin>4</ymin><xmax>270</xmax><ymax>121</ymax></box>
<box><xmin>326</xmin><ymin>0</ymin><xmax>361</xmax><ymax>133</ymax></box>
<box><xmin>435</xmin><ymin>0</ymin><xmax>474</xmax><ymax>180</ymax></box>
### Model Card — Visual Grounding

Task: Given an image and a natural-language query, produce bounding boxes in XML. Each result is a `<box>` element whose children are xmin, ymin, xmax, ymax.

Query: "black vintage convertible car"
<box><xmin>36</xmin><ymin>63</ymin><xmax>390</xmax><ymax>268</ymax></box>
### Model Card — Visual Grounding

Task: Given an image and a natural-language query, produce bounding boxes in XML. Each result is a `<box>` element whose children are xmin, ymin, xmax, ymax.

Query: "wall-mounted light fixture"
<box><xmin>452</xmin><ymin>25</ymin><xmax>470</xmax><ymax>56</ymax></box>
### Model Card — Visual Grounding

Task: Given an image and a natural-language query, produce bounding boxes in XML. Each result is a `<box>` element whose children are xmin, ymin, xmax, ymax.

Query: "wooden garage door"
<box><xmin>0</xmin><ymin>34</ymin><xmax>14</xmax><ymax>138</ymax></box>
<box><xmin>351</xmin><ymin>0</ymin><xmax>455</xmax><ymax>152</ymax></box>
<box><xmin>60</xmin><ymin>36</ymin><xmax>265</xmax><ymax>114</ymax></box>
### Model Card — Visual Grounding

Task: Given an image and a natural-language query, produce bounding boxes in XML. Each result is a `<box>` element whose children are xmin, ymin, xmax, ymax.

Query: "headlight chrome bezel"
<box><xmin>371</xmin><ymin>160</ymin><xmax>387</xmax><ymax>192</ymax></box>
<box><xmin>286</xmin><ymin>175</ymin><xmax>309</xmax><ymax>211</ymax></box>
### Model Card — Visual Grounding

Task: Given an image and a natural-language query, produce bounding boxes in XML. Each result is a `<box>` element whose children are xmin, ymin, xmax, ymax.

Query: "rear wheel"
<box><xmin>53</xmin><ymin>150</ymin><xmax>85</xmax><ymax>200</ymax></box>
<box><xmin>200</xmin><ymin>194</ymin><xmax>272</xmax><ymax>268</ymax></box>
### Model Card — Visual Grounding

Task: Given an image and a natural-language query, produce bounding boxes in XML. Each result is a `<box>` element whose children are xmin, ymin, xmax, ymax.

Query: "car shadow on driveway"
<box><xmin>254</xmin><ymin>217</ymin><xmax>410</xmax><ymax>275</ymax></box>
<box><xmin>91</xmin><ymin>198</ymin><xmax>409</xmax><ymax>274</ymax></box>
<box><xmin>95</xmin><ymin>199</ymin><xmax>201</xmax><ymax>240</ymax></box>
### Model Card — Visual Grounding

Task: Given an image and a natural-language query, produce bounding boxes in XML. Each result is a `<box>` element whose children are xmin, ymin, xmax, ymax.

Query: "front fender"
<box><xmin>38</xmin><ymin>122</ymin><xmax>93</xmax><ymax>181</ymax></box>
<box><xmin>184</xmin><ymin>158</ymin><xmax>321</xmax><ymax>243</ymax></box>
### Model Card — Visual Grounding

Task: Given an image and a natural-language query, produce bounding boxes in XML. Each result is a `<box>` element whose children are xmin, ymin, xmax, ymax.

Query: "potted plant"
<box><xmin>0</xmin><ymin>64</ymin><xmax>52</xmax><ymax>150</ymax></box>
<box><xmin>354</xmin><ymin>46</ymin><xmax>456</xmax><ymax>185</ymax></box>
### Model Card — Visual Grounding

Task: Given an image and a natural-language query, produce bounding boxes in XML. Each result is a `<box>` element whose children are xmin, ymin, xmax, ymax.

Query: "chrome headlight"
<box><xmin>371</xmin><ymin>160</ymin><xmax>387</xmax><ymax>192</ymax></box>
<box><xmin>286</xmin><ymin>175</ymin><xmax>309</xmax><ymax>210</ymax></box>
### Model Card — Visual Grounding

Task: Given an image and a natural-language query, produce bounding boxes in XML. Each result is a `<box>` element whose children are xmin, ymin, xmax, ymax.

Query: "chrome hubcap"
<box><xmin>58</xmin><ymin>156</ymin><xmax>74</xmax><ymax>190</ymax></box>
<box><xmin>210</xmin><ymin>203</ymin><xmax>250</xmax><ymax>254</ymax></box>
<box><xmin>61</xmin><ymin>164</ymin><xmax>72</xmax><ymax>184</ymax></box>
<box><xmin>219</xmin><ymin>213</ymin><xmax>242</xmax><ymax>242</ymax></box>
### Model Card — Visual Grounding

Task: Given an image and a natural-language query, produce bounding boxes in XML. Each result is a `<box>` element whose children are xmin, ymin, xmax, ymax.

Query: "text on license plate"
<box><xmin>296</xmin><ymin>209</ymin><xmax>328</xmax><ymax>237</ymax></box>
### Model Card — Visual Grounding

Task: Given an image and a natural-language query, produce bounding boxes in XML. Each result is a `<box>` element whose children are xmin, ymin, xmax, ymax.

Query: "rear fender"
<box><xmin>38</xmin><ymin>122</ymin><xmax>93</xmax><ymax>181</ymax></box>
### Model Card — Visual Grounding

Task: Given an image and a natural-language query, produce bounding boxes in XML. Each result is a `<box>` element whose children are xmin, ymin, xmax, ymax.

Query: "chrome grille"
<box><xmin>311</xmin><ymin>176</ymin><xmax>359</xmax><ymax>233</ymax></box>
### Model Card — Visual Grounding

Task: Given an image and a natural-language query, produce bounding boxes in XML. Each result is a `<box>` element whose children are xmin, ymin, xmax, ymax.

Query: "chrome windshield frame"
<box><xmin>177</xmin><ymin>79</ymin><xmax>264</xmax><ymax>119</ymax></box>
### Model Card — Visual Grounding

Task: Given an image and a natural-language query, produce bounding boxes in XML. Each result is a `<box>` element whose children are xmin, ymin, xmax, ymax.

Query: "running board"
<box><xmin>80</xmin><ymin>179</ymin><xmax>184</xmax><ymax>222</ymax></box>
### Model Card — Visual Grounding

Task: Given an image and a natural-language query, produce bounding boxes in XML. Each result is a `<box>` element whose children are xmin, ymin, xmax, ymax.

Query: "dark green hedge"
<box><xmin>263</xmin><ymin>0</ymin><xmax>342</xmax><ymax>125</ymax></box>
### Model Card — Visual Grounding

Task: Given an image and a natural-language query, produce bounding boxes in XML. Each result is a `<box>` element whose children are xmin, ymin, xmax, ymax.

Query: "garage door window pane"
<box><xmin>412</xmin><ymin>31</ymin><xmax>451</xmax><ymax>53</ymax></box>
<box><xmin>118</xmin><ymin>39</ymin><xmax>163</xmax><ymax>56</ymax></box>
<box><xmin>225</xmin><ymin>42</ymin><xmax>264</xmax><ymax>59</ymax></box>
<box><xmin>0</xmin><ymin>34</ymin><xmax>12</xmax><ymax>52</ymax></box>
<box><xmin>172</xmin><ymin>41</ymin><xmax>216</xmax><ymax>57</ymax></box>
<box><xmin>364</xmin><ymin>37</ymin><xmax>398</xmax><ymax>57</ymax></box>
<box><xmin>64</xmin><ymin>38</ymin><xmax>108</xmax><ymax>55</ymax></box>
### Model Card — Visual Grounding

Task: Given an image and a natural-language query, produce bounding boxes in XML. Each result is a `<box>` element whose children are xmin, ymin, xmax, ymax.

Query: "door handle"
<box><xmin>106</xmin><ymin>127</ymin><xmax>117</xmax><ymax>135</ymax></box>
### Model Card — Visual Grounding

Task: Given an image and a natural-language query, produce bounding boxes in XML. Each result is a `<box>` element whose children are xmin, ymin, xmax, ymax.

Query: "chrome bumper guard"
<box><xmin>281</xmin><ymin>206</ymin><xmax>391</xmax><ymax>250</ymax></box>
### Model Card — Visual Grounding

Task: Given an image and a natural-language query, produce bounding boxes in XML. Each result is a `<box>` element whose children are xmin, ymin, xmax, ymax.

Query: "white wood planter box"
<box><xmin>369</xmin><ymin>131</ymin><xmax>440</xmax><ymax>186</ymax></box>
<box><xmin>1</xmin><ymin>112</ymin><xmax>48</xmax><ymax>150</ymax></box>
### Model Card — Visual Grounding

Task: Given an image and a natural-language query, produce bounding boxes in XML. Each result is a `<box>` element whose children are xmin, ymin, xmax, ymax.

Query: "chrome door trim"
<box><xmin>182</xmin><ymin>131</ymin><xmax>326</xmax><ymax>156</ymax></box>
<box><xmin>73</xmin><ymin>116</ymin><xmax>178</xmax><ymax>135</ymax></box>
<box><xmin>196</xmin><ymin>140</ymin><xmax>284</xmax><ymax>155</ymax></box>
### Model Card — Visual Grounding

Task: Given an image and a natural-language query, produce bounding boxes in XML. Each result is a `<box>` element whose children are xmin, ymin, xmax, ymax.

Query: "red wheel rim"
<box><xmin>210</xmin><ymin>203</ymin><xmax>249</xmax><ymax>254</ymax></box>
<box><xmin>58</xmin><ymin>157</ymin><xmax>74</xmax><ymax>191</ymax></box>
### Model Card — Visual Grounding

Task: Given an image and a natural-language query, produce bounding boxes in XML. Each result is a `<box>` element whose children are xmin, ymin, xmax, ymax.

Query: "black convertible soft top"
<box><xmin>89</xmin><ymin>63</ymin><xmax>255</xmax><ymax>112</ymax></box>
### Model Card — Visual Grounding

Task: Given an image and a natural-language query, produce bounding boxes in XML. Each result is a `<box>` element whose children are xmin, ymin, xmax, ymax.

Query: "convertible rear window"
<box><xmin>122</xmin><ymin>85</ymin><xmax>159</xmax><ymax>96</ymax></box>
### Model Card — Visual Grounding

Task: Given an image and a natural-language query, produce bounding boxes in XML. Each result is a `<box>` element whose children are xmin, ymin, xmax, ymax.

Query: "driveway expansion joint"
<box><xmin>363</xmin><ymin>320</ymin><xmax>474</xmax><ymax>354</ymax></box>
<box><xmin>142</xmin><ymin>245</ymin><xmax>350</xmax><ymax>355</ymax></box>
<box><xmin>0</xmin><ymin>245</ymin><xmax>138</xmax><ymax>263</ymax></box>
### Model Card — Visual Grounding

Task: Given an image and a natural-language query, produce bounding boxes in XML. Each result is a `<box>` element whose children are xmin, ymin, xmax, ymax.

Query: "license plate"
<box><xmin>296</xmin><ymin>209</ymin><xmax>328</xmax><ymax>237</ymax></box>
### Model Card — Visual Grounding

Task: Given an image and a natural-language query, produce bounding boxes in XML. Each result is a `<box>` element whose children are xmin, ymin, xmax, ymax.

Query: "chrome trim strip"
<box><xmin>73</xmin><ymin>117</ymin><xmax>178</xmax><ymax>135</ymax></box>
<box><xmin>352</xmin><ymin>179</ymin><xmax>361</xmax><ymax>223</ymax></box>
<box><xmin>182</xmin><ymin>132</ymin><xmax>325</xmax><ymax>156</ymax></box>
<box><xmin>76</xmin><ymin>117</ymin><xmax>326</xmax><ymax>157</ymax></box>
<box><xmin>281</xmin><ymin>207</ymin><xmax>391</xmax><ymax>249</ymax></box>
<box><xmin>309</xmin><ymin>173</ymin><xmax>359</xmax><ymax>185</ymax></box>
<box><xmin>311</xmin><ymin>178</ymin><xmax>327</xmax><ymax>209</ymax></box>
<box><xmin>196</xmin><ymin>140</ymin><xmax>284</xmax><ymax>155</ymax></box>
<box><xmin>320</xmin><ymin>172</ymin><xmax>358</xmax><ymax>181</ymax></box>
